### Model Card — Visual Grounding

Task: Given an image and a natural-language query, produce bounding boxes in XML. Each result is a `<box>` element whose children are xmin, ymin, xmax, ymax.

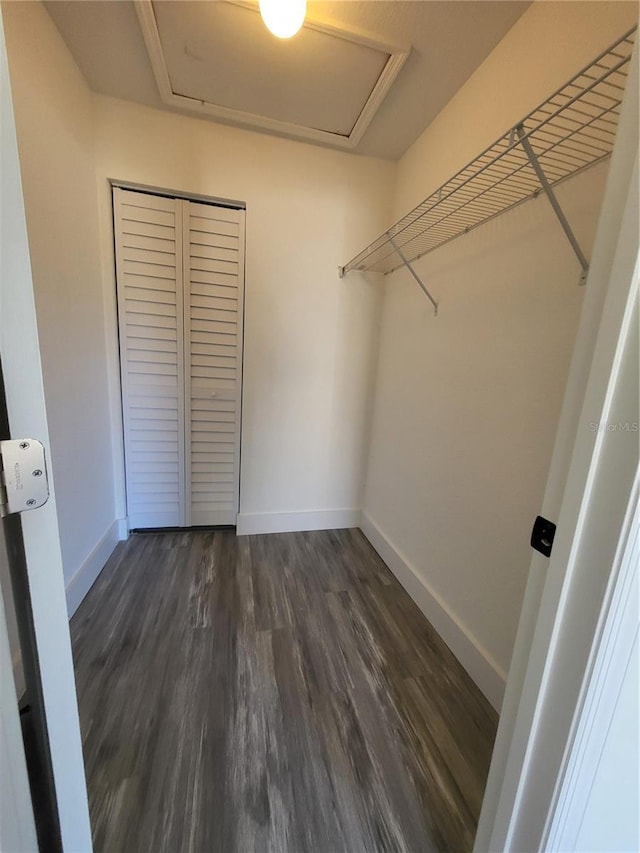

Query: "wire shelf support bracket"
<box><xmin>339</xmin><ymin>240</ymin><xmax>439</xmax><ymax>315</ymax></box>
<box><xmin>515</xmin><ymin>123</ymin><xmax>590</xmax><ymax>285</ymax></box>
<box><xmin>339</xmin><ymin>28</ymin><xmax>636</xmax><ymax>307</ymax></box>
<box><xmin>389</xmin><ymin>237</ymin><xmax>438</xmax><ymax>315</ymax></box>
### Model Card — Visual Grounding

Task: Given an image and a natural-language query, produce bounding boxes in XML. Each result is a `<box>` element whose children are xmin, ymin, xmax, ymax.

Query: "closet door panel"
<box><xmin>184</xmin><ymin>203</ymin><xmax>244</xmax><ymax>527</ymax></box>
<box><xmin>114</xmin><ymin>188</ymin><xmax>186</xmax><ymax>529</ymax></box>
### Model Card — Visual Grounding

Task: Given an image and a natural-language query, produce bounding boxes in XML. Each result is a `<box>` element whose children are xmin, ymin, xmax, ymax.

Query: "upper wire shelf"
<box><xmin>340</xmin><ymin>28</ymin><xmax>636</xmax><ymax>278</ymax></box>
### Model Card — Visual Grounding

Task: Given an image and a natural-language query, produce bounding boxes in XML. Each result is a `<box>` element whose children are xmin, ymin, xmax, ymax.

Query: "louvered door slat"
<box><xmin>184</xmin><ymin>201</ymin><xmax>244</xmax><ymax>526</ymax></box>
<box><xmin>115</xmin><ymin>188</ymin><xmax>186</xmax><ymax>529</ymax></box>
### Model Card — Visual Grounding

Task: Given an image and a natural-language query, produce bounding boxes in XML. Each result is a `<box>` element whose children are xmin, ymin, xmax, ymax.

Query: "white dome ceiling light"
<box><xmin>259</xmin><ymin>0</ymin><xmax>307</xmax><ymax>39</ymax></box>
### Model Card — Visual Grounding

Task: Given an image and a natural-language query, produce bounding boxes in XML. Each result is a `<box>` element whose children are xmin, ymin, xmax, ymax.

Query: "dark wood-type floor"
<box><xmin>71</xmin><ymin>529</ymin><xmax>498</xmax><ymax>853</ymax></box>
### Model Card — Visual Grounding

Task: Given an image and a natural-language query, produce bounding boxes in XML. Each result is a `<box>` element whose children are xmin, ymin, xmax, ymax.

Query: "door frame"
<box><xmin>545</xmin><ymin>473</ymin><xmax>639</xmax><ymax>849</ymax></box>
<box><xmin>0</xmin><ymin>523</ymin><xmax>38</xmax><ymax>853</ymax></box>
<box><xmin>0</xmin><ymin>8</ymin><xmax>92</xmax><ymax>849</ymax></box>
<box><xmin>1</xmin><ymin>362</ymin><xmax>63</xmax><ymax>852</ymax></box>
<box><xmin>475</xmin><ymin>44</ymin><xmax>639</xmax><ymax>852</ymax></box>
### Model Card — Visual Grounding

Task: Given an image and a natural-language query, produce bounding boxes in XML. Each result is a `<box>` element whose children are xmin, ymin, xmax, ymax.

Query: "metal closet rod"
<box><xmin>338</xmin><ymin>27</ymin><xmax>636</xmax><ymax>314</ymax></box>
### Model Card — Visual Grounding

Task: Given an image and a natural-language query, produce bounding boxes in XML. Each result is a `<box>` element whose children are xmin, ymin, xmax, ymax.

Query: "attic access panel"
<box><xmin>135</xmin><ymin>0</ymin><xmax>409</xmax><ymax>149</ymax></box>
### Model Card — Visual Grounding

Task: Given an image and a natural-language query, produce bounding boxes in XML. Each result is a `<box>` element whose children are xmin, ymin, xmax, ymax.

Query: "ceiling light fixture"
<box><xmin>259</xmin><ymin>0</ymin><xmax>306</xmax><ymax>39</ymax></box>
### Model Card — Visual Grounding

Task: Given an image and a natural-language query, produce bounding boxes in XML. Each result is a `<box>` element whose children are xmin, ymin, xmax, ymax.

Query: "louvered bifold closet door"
<box><xmin>114</xmin><ymin>188</ymin><xmax>186</xmax><ymax>529</ymax></box>
<box><xmin>183</xmin><ymin>201</ymin><xmax>244</xmax><ymax>526</ymax></box>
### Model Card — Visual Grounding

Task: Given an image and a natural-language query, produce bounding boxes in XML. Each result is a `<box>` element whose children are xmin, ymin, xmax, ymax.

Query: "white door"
<box><xmin>183</xmin><ymin>200</ymin><xmax>244</xmax><ymax>526</ymax></box>
<box><xmin>114</xmin><ymin>189</ymin><xmax>186</xmax><ymax>529</ymax></box>
<box><xmin>114</xmin><ymin>188</ymin><xmax>245</xmax><ymax>529</ymax></box>
<box><xmin>1</xmin><ymin>6</ymin><xmax>92</xmax><ymax>849</ymax></box>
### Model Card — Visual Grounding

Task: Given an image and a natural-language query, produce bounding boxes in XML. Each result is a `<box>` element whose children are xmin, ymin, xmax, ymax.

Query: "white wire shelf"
<box><xmin>340</xmin><ymin>28</ymin><xmax>636</xmax><ymax>280</ymax></box>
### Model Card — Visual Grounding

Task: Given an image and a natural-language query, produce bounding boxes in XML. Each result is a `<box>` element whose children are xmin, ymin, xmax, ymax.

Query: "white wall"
<box><xmin>362</xmin><ymin>1</ymin><xmax>639</xmax><ymax>709</ymax></box>
<box><xmin>3</xmin><ymin>1</ymin><xmax>121</xmax><ymax>611</ymax></box>
<box><xmin>92</xmin><ymin>95</ymin><xmax>395</xmax><ymax>535</ymax></box>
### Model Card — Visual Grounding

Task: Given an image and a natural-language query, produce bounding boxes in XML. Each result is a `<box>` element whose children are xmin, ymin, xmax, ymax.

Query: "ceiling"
<box><xmin>44</xmin><ymin>0</ymin><xmax>531</xmax><ymax>161</ymax></box>
<box><xmin>135</xmin><ymin>0</ymin><xmax>410</xmax><ymax>148</ymax></box>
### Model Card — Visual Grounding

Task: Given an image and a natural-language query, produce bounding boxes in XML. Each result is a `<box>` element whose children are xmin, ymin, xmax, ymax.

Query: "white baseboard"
<box><xmin>65</xmin><ymin>518</ymin><xmax>127</xmax><ymax>618</ymax></box>
<box><xmin>237</xmin><ymin>508</ymin><xmax>361</xmax><ymax>536</ymax></box>
<box><xmin>360</xmin><ymin>511</ymin><xmax>506</xmax><ymax>711</ymax></box>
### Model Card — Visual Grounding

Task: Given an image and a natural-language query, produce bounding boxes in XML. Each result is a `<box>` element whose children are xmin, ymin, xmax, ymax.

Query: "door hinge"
<box><xmin>531</xmin><ymin>515</ymin><xmax>556</xmax><ymax>558</ymax></box>
<box><xmin>0</xmin><ymin>439</ymin><xmax>50</xmax><ymax>518</ymax></box>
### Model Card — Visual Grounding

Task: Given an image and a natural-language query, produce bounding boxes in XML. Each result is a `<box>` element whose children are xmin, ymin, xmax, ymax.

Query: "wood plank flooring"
<box><xmin>70</xmin><ymin>529</ymin><xmax>498</xmax><ymax>853</ymax></box>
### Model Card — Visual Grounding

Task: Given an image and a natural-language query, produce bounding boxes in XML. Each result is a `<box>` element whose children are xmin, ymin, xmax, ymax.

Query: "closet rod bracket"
<box><xmin>389</xmin><ymin>237</ymin><xmax>439</xmax><ymax>316</ymax></box>
<box><xmin>516</xmin><ymin>123</ymin><xmax>590</xmax><ymax>283</ymax></box>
